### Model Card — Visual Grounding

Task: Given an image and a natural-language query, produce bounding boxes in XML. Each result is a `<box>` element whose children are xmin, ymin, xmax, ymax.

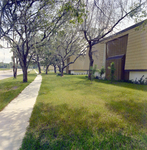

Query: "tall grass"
<box><xmin>21</xmin><ymin>73</ymin><xmax>147</xmax><ymax>149</ymax></box>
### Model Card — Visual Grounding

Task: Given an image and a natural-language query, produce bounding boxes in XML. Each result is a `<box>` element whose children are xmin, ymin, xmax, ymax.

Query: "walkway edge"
<box><xmin>0</xmin><ymin>74</ymin><xmax>42</xmax><ymax>150</ymax></box>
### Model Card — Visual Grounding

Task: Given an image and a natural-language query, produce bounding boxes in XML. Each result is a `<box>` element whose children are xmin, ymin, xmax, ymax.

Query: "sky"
<box><xmin>0</xmin><ymin>19</ymin><xmax>136</xmax><ymax>64</ymax></box>
<box><xmin>0</xmin><ymin>0</ymin><xmax>146</xmax><ymax>63</ymax></box>
<box><xmin>0</xmin><ymin>40</ymin><xmax>12</xmax><ymax>63</ymax></box>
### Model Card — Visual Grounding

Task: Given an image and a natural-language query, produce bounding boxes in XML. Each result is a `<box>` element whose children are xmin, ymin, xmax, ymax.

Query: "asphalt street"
<box><xmin>0</xmin><ymin>69</ymin><xmax>23</xmax><ymax>80</ymax></box>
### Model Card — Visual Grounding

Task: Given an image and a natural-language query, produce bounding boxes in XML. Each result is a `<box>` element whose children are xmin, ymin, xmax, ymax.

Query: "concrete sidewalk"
<box><xmin>0</xmin><ymin>74</ymin><xmax>42</xmax><ymax>150</ymax></box>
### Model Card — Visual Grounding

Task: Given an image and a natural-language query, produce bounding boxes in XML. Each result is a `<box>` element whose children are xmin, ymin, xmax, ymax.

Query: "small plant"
<box><xmin>133</xmin><ymin>75</ymin><xmax>147</xmax><ymax>85</ymax></box>
<box><xmin>108</xmin><ymin>62</ymin><xmax>116</xmax><ymax>83</ymax></box>
<box><xmin>98</xmin><ymin>66</ymin><xmax>105</xmax><ymax>79</ymax></box>
<box><xmin>138</xmin><ymin>75</ymin><xmax>145</xmax><ymax>84</ymax></box>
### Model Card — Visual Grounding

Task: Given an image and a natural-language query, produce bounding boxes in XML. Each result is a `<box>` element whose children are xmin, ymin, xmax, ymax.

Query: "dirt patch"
<box><xmin>12</xmin><ymin>86</ymin><xmax>18</xmax><ymax>90</ymax></box>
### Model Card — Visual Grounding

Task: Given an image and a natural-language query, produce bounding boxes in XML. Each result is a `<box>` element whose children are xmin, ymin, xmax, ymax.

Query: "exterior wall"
<box><xmin>106</xmin><ymin>35</ymin><xmax>128</xmax><ymax>58</ymax></box>
<box><xmin>125</xmin><ymin>27</ymin><xmax>147</xmax><ymax>70</ymax></box>
<box><xmin>71</xmin><ymin>71</ymin><xmax>88</xmax><ymax>75</ymax></box>
<box><xmin>68</xmin><ymin>55</ymin><xmax>87</xmax><ymax>71</ymax></box>
<box><xmin>92</xmin><ymin>43</ymin><xmax>105</xmax><ymax>69</ymax></box>
<box><xmin>103</xmin><ymin>22</ymin><xmax>147</xmax><ymax>80</ymax></box>
<box><xmin>83</xmin><ymin>43</ymin><xmax>105</xmax><ymax>70</ymax></box>
<box><xmin>67</xmin><ymin>21</ymin><xmax>147</xmax><ymax>79</ymax></box>
<box><xmin>129</xmin><ymin>71</ymin><xmax>147</xmax><ymax>81</ymax></box>
<box><xmin>49</xmin><ymin>65</ymin><xmax>54</xmax><ymax>71</ymax></box>
<box><xmin>105</xmin><ymin>35</ymin><xmax>128</xmax><ymax>80</ymax></box>
<box><xmin>67</xmin><ymin>43</ymin><xmax>105</xmax><ymax>74</ymax></box>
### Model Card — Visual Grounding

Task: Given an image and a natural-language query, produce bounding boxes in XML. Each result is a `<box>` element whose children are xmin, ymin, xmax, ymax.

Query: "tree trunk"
<box><xmin>12</xmin><ymin>53</ymin><xmax>18</xmax><ymax>78</ymax></box>
<box><xmin>46</xmin><ymin>65</ymin><xmax>49</xmax><ymax>74</ymax></box>
<box><xmin>88</xmin><ymin>42</ymin><xmax>94</xmax><ymax>80</ymax></box>
<box><xmin>20</xmin><ymin>57</ymin><xmax>28</xmax><ymax>82</ymax></box>
<box><xmin>38</xmin><ymin>62</ymin><xmax>41</xmax><ymax>74</ymax></box>
<box><xmin>58</xmin><ymin>64</ymin><xmax>61</xmax><ymax>73</ymax></box>
<box><xmin>37</xmin><ymin>54</ymin><xmax>41</xmax><ymax>74</ymax></box>
<box><xmin>61</xmin><ymin>68</ymin><xmax>64</xmax><ymax>76</ymax></box>
<box><xmin>13</xmin><ymin>59</ymin><xmax>18</xmax><ymax>78</ymax></box>
<box><xmin>53</xmin><ymin>65</ymin><xmax>56</xmax><ymax>73</ymax></box>
<box><xmin>22</xmin><ymin>65</ymin><xmax>28</xmax><ymax>82</ymax></box>
<box><xmin>61</xmin><ymin>61</ymin><xmax>65</xmax><ymax>76</ymax></box>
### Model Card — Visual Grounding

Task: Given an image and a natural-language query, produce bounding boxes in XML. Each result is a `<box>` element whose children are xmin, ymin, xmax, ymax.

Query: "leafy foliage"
<box><xmin>98</xmin><ymin>66</ymin><xmax>105</xmax><ymax>79</ymax></box>
<box><xmin>108</xmin><ymin>62</ymin><xmax>116</xmax><ymax>83</ymax></box>
<box><xmin>1</xmin><ymin>0</ymin><xmax>86</xmax><ymax>82</ymax></box>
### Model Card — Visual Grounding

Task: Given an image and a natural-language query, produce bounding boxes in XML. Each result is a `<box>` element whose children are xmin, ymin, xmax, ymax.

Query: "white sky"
<box><xmin>0</xmin><ymin>19</ymin><xmax>136</xmax><ymax>63</ymax></box>
<box><xmin>0</xmin><ymin>48</ymin><xmax>12</xmax><ymax>63</ymax></box>
<box><xmin>0</xmin><ymin>39</ymin><xmax>12</xmax><ymax>63</ymax></box>
<box><xmin>0</xmin><ymin>0</ymin><xmax>146</xmax><ymax>63</ymax></box>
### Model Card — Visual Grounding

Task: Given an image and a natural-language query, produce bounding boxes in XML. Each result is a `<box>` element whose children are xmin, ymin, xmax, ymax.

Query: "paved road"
<box><xmin>0</xmin><ymin>69</ymin><xmax>28</xmax><ymax>80</ymax></box>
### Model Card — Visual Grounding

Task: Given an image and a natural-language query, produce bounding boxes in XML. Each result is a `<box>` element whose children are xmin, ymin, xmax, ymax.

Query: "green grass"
<box><xmin>21</xmin><ymin>73</ymin><xmax>147</xmax><ymax>149</ymax></box>
<box><xmin>0</xmin><ymin>68</ymin><xmax>11</xmax><ymax>70</ymax></box>
<box><xmin>0</xmin><ymin>70</ymin><xmax>37</xmax><ymax>111</ymax></box>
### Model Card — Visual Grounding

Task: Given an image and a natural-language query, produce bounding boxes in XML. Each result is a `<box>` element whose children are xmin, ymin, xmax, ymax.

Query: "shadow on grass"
<box><xmin>94</xmin><ymin>79</ymin><xmax>147</xmax><ymax>92</ymax></box>
<box><xmin>106</xmin><ymin>100</ymin><xmax>147</xmax><ymax>128</ymax></box>
<box><xmin>67</xmin><ymin>75</ymin><xmax>147</xmax><ymax>92</ymax></box>
<box><xmin>21</xmin><ymin>102</ymin><xmax>147</xmax><ymax>150</ymax></box>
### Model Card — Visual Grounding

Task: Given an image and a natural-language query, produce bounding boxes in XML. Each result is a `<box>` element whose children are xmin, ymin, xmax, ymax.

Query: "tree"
<box><xmin>0</xmin><ymin>0</ymin><xmax>28</xmax><ymax>38</ymax></box>
<box><xmin>2</xmin><ymin>0</ymin><xmax>84</xmax><ymax>82</ymax></box>
<box><xmin>11</xmin><ymin>45</ymin><xmax>19</xmax><ymax>78</ymax></box>
<box><xmin>30</xmin><ymin>35</ymin><xmax>45</xmax><ymax>74</ymax></box>
<box><xmin>80</xmin><ymin>0</ymin><xmax>146</xmax><ymax>80</ymax></box>
<box><xmin>54</xmin><ymin>26</ymin><xmax>87</xmax><ymax>76</ymax></box>
<box><xmin>42</xmin><ymin>50</ymin><xmax>56</xmax><ymax>74</ymax></box>
<box><xmin>129</xmin><ymin>1</ymin><xmax>147</xmax><ymax>23</ymax></box>
<box><xmin>90</xmin><ymin>64</ymin><xmax>97</xmax><ymax>83</ymax></box>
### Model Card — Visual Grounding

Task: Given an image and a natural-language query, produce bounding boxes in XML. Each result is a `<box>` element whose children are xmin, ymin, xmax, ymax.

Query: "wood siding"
<box><xmin>83</xmin><ymin>43</ymin><xmax>105</xmax><ymax>70</ymax></box>
<box><xmin>67</xmin><ymin>43</ymin><xmax>105</xmax><ymax>72</ymax></box>
<box><xmin>106</xmin><ymin>55</ymin><xmax>126</xmax><ymax>80</ymax></box>
<box><xmin>106</xmin><ymin>35</ymin><xmax>128</xmax><ymax>58</ymax></box>
<box><xmin>67</xmin><ymin>21</ymin><xmax>147</xmax><ymax>76</ymax></box>
<box><xmin>125</xmin><ymin>28</ymin><xmax>147</xmax><ymax>70</ymax></box>
<box><xmin>106</xmin><ymin>35</ymin><xmax>128</xmax><ymax>80</ymax></box>
<box><xmin>68</xmin><ymin>55</ymin><xmax>87</xmax><ymax>71</ymax></box>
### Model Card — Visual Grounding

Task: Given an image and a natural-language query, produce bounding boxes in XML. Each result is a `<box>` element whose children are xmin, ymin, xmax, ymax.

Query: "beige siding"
<box><xmin>102</xmin><ymin>23</ymin><xmax>147</xmax><ymax>71</ymax></box>
<box><xmin>83</xmin><ymin>43</ymin><xmax>105</xmax><ymax>70</ymax></box>
<box><xmin>92</xmin><ymin>43</ymin><xmax>105</xmax><ymax>69</ymax></box>
<box><xmin>68</xmin><ymin>43</ymin><xmax>105</xmax><ymax>71</ymax></box>
<box><xmin>125</xmin><ymin>28</ymin><xmax>147</xmax><ymax>70</ymax></box>
<box><xmin>49</xmin><ymin>65</ymin><xmax>54</xmax><ymax>70</ymax></box>
<box><xmin>68</xmin><ymin>55</ymin><xmax>87</xmax><ymax>70</ymax></box>
<box><xmin>68</xmin><ymin>22</ymin><xmax>147</xmax><ymax>72</ymax></box>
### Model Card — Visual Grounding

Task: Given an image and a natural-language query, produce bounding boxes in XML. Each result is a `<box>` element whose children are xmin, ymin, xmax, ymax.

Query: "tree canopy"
<box><xmin>0</xmin><ymin>0</ymin><xmax>85</xmax><ymax>82</ymax></box>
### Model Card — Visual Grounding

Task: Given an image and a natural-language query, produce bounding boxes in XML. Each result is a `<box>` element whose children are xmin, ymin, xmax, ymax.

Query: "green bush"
<box><xmin>108</xmin><ymin>62</ymin><xmax>116</xmax><ymax>83</ymax></box>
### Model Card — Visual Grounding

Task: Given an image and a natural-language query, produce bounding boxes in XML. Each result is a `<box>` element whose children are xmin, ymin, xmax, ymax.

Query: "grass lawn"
<box><xmin>0</xmin><ymin>70</ymin><xmax>37</xmax><ymax>111</ymax></box>
<box><xmin>21</xmin><ymin>73</ymin><xmax>147</xmax><ymax>150</ymax></box>
<box><xmin>0</xmin><ymin>68</ymin><xmax>11</xmax><ymax>70</ymax></box>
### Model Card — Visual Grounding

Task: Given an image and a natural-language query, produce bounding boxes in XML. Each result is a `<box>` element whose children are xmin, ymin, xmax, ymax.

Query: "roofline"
<box><xmin>98</xmin><ymin>19</ymin><xmax>147</xmax><ymax>44</ymax></box>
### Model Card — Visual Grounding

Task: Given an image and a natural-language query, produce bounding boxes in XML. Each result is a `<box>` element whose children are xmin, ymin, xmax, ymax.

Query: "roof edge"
<box><xmin>99</xmin><ymin>19</ymin><xmax>147</xmax><ymax>43</ymax></box>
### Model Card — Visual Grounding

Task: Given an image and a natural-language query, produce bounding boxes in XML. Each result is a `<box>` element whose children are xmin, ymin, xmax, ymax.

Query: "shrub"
<box><xmin>98</xmin><ymin>66</ymin><xmax>105</xmax><ymax>79</ymax></box>
<box><xmin>108</xmin><ymin>62</ymin><xmax>116</xmax><ymax>83</ymax></box>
